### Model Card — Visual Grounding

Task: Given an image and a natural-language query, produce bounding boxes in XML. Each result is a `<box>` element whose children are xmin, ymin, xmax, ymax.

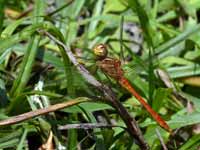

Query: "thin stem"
<box><xmin>156</xmin><ymin>129</ymin><xmax>168</xmax><ymax>150</ymax></box>
<box><xmin>120</xmin><ymin>15</ymin><xmax>125</xmax><ymax>62</ymax></box>
<box><xmin>58</xmin><ymin>123</ymin><xmax>126</xmax><ymax>130</ymax></box>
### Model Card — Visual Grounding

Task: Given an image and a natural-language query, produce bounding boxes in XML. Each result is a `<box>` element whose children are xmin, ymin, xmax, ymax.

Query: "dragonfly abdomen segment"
<box><xmin>119</xmin><ymin>77</ymin><xmax>171</xmax><ymax>132</ymax></box>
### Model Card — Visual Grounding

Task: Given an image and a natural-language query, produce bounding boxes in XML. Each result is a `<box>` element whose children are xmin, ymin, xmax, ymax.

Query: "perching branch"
<box><xmin>44</xmin><ymin>31</ymin><xmax>149</xmax><ymax>149</ymax></box>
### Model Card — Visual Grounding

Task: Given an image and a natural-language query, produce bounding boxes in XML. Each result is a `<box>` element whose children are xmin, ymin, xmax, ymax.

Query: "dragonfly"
<box><xmin>93</xmin><ymin>44</ymin><xmax>171</xmax><ymax>132</ymax></box>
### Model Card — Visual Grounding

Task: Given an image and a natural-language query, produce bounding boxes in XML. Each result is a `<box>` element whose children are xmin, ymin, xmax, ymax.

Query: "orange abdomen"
<box><xmin>119</xmin><ymin>77</ymin><xmax>171</xmax><ymax>132</ymax></box>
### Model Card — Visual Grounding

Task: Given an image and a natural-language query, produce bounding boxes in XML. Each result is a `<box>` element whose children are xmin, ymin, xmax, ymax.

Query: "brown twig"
<box><xmin>0</xmin><ymin>97</ymin><xmax>89</xmax><ymax>126</ymax></box>
<box><xmin>44</xmin><ymin>31</ymin><xmax>149</xmax><ymax>149</ymax></box>
<box><xmin>16</xmin><ymin>4</ymin><xmax>33</xmax><ymax>19</ymax></box>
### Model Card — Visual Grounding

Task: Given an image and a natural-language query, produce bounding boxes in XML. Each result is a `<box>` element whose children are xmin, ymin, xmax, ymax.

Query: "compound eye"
<box><xmin>93</xmin><ymin>44</ymin><xmax>108</xmax><ymax>59</ymax></box>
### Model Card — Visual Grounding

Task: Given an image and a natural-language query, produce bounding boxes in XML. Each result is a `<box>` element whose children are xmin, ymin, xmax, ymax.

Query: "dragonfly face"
<box><xmin>93</xmin><ymin>44</ymin><xmax>108</xmax><ymax>60</ymax></box>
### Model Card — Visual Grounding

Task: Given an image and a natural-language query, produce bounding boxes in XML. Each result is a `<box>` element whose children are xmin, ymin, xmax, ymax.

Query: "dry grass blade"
<box><xmin>0</xmin><ymin>97</ymin><xmax>89</xmax><ymax>126</ymax></box>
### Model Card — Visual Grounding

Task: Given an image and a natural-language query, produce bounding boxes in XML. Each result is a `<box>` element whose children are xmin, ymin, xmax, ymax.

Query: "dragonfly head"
<box><xmin>93</xmin><ymin>44</ymin><xmax>108</xmax><ymax>59</ymax></box>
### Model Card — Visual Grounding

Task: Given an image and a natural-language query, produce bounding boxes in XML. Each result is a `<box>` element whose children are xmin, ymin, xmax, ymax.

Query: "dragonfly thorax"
<box><xmin>97</xmin><ymin>57</ymin><xmax>124</xmax><ymax>81</ymax></box>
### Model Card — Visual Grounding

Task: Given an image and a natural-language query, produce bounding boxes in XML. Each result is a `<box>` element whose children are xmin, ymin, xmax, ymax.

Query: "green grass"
<box><xmin>0</xmin><ymin>0</ymin><xmax>200</xmax><ymax>149</ymax></box>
